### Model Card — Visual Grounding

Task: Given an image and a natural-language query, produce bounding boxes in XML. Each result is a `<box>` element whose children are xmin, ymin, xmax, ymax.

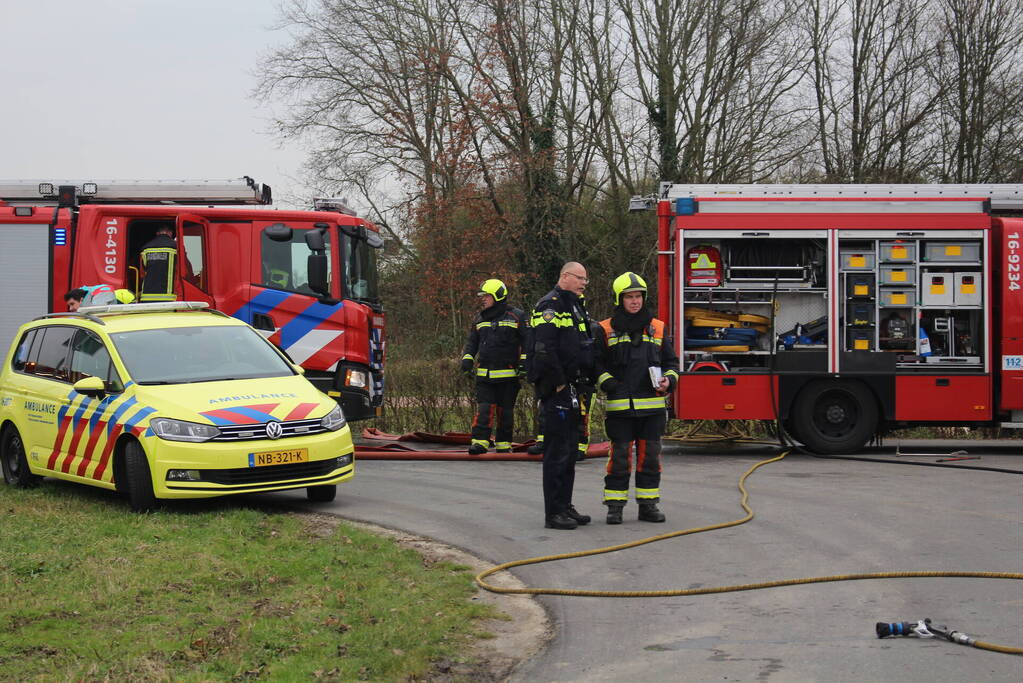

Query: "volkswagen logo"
<box><xmin>265</xmin><ymin>421</ymin><xmax>283</xmax><ymax>440</ymax></box>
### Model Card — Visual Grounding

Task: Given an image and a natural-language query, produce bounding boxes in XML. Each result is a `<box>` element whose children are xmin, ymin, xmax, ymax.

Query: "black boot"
<box><xmin>526</xmin><ymin>441</ymin><xmax>544</xmax><ymax>455</ymax></box>
<box><xmin>467</xmin><ymin>443</ymin><xmax>487</xmax><ymax>455</ymax></box>
<box><xmin>606</xmin><ymin>504</ymin><xmax>624</xmax><ymax>525</ymax></box>
<box><xmin>545</xmin><ymin>512</ymin><xmax>578</xmax><ymax>530</ymax></box>
<box><xmin>638</xmin><ymin>503</ymin><xmax>666</xmax><ymax>523</ymax></box>
<box><xmin>566</xmin><ymin>505</ymin><xmax>590</xmax><ymax>525</ymax></box>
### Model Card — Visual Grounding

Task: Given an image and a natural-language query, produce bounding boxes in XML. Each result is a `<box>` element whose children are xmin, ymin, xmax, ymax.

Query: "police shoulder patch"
<box><xmin>542</xmin><ymin>309</ymin><xmax>556</xmax><ymax>322</ymax></box>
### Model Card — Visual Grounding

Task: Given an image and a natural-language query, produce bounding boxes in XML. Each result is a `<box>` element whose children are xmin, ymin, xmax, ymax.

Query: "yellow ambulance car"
<box><xmin>0</xmin><ymin>302</ymin><xmax>354</xmax><ymax>511</ymax></box>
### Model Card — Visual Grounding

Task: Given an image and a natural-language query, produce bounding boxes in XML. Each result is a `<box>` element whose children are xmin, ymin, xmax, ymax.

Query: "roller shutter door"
<box><xmin>0</xmin><ymin>223</ymin><xmax>49</xmax><ymax>350</ymax></box>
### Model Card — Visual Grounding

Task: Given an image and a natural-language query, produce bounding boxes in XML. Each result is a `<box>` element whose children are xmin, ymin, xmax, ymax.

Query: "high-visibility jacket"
<box><xmin>461</xmin><ymin>304</ymin><xmax>527</xmax><ymax>382</ymax></box>
<box><xmin>596</xmin><ymin>318</ymin><xmax>680</xmax><ymax>416</ymax></box>
<box><xmin>528</xmin><ymin>287</ymin><xmax>594</xmax><ymax>394</ymax></box>
<box><xmin>140</xmin><ymin>234</ymin><xmax>177</xmax><ymax>302</ymax></box>
<box><xmin>79</xmin><ymin>284</ymin><xmax>117</xmax><ymax>307</ymax></box>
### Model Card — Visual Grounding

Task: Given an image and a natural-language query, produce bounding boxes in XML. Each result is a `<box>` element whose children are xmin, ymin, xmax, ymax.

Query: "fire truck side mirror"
<box><xmin>304</xmin><ymin>227</ymin><xmax>327</xmax><ymax>253</ymax></box>
<box><xmin>307</xmin><ymin>253</ymin><xmax>330</xmax><ymax>298</ymax></box>
<box><xmin>264</xmin><ymin>223</ymin><xmax>293</xmax><ymax>242</ymax></box>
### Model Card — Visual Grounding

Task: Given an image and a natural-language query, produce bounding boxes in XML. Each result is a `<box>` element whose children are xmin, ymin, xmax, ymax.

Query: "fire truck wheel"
<box><xmin>306</xmin><ymin>484</ymin><xmax>337</xmax><ymax>502</ymax></box>
<box><xmin>791</xmin><ymin>380</ymin><xmax>878</xmax><ymax>454</ymax></box>
<box><xmin>123</xmin><ymin>440</ymin><xmax>157</xmax><ymax>513</ymax></box>
<box><xmin>1</xmin><ymin>425</ymin><xmax>41</xmax><ymax>488</ymax></box>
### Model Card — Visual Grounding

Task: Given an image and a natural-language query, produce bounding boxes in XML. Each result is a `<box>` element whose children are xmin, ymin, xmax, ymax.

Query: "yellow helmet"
<box><xmin>114</xmin><ymin>289</ymin><xmax>136</xmax><ymax>304</ymax></box>
<box><xmin>478</xmin><ymin>278</ymin><xmax>507</xmax><ymax>302</ymax></box>
<box><xmin>612</xmin><ymin>271</ymin><xmax>647</xmax><ymax>305</ymax></box>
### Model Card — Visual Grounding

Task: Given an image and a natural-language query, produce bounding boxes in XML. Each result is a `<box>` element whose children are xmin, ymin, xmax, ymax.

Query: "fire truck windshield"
<box><xmin>111</xmin><ymin>325</ymin><xmax>296</xmax><ymax>385</ymax></box>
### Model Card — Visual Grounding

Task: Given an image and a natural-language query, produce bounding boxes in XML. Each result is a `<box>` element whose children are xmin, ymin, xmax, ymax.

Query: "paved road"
<box><xmin>270</xmin><ymin>440</ymin><xmax>1023</xmax><ymax>681</ymax></box>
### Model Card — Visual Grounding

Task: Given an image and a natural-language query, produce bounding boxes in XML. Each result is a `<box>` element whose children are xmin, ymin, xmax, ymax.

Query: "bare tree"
<box><xmin>934</xmin><ymin>0</ymin><xmax>1023</xmax><ymax>182</ymax></box>
<box><xmin>803</xmin><ymin>0</ymin><xmax>942</xmax><ymax>182</ymax></box>
<box><xmin>258</xmin><ymin>0</ymin><xmax>472</xmax><ymax>255</ymax></box>
<box><xmin>621</xmin><ymin>0</ymin><xmax>811</xmax><ymax>185</ymax></box>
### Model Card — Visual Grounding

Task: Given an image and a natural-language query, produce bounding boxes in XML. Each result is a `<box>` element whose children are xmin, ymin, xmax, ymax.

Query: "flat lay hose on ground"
<box><xmin>475</xmin><ymin>450</ymin><xmax>1023</xmax><ymax>653</ymax></box>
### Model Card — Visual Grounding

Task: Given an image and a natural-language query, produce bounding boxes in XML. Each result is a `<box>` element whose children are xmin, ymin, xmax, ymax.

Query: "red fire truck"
<box><xmin>0</xmin><ymin>179</ymin><xmax>384</xmax><ymax>421</ymax></box>
<box><xmin>636</xmin><ymin>184</ymin><xmax>1023</xmax><ymax>453</ymax></box>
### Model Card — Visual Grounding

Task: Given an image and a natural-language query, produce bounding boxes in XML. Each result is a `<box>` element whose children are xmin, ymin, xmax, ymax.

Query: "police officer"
<box><xmin>595</xmin><ymin>272</ymin><xmax>680</xmax><ymax>524</ymax></box>
<box><xmin>526</xmin><ymin>299</ymin><xmax>598</xmax><ymax>462</ymax></box>
<box><xmin>460</xmin><ymin>279</ymin><xmax>527</xmax><ymax>455</ymax></box>
<box><xmin>139</xmin><ymin>225</ymin><xmax>178</xmax><ymax>302</ymax></box>
<box><xmin>529</xmin><ymin>262</ymin><xmax>593</xmax><ymax>530</ymax></box>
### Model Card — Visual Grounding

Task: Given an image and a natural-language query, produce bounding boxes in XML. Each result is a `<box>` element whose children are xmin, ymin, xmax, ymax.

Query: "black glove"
<box><xmin>460</xmin><ymin>358</ymin><xmax>473</xmax><ymax>374</ymax></box>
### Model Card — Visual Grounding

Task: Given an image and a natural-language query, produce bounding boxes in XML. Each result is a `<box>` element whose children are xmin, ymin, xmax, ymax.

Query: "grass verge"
<box><xmin>0</xmin><ymin>484</ymin><xmax>497</xmax><ymax>681</ymax></box>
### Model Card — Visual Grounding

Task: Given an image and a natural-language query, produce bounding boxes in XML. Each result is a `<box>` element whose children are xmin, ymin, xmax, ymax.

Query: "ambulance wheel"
<box><xmin>791</xmin><ymin>380</ymin><xmax>877</xmax><ymax>454</ymax></box>
<box><xmin>306</xmin><ymin>485</ymin><xmax>337</xmax><ymax>502</ymax></box>
<box><xmin>123</xmin><ymin>440</ymin><xmax>157</xmax><ymax>513</ymax></box>
<box><xmin>1</xmin><ymin>425</ymin><xmax>41</xmax><ymax>488</ymax></box>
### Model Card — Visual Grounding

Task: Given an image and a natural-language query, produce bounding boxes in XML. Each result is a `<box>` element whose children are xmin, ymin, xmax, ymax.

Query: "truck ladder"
<box><xmin>0</xmin><ymin>176</ymin><xmax>271</xmax><ymax>206</ymax></box>
<box><xmin>642</xmin><ymin>183</ymin><xmax>1023</xmax><ymax>212</ymax></box>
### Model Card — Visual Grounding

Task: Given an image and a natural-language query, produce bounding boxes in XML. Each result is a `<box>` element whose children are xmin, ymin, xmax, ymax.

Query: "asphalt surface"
<box><xmin>269</xmin><ymin>439</ymin><xmax>1023</xmax><ymax>681</ymax></box>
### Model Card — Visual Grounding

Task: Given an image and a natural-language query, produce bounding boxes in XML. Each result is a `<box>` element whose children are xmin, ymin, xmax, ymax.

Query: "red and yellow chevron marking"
<box><xmin>47</xmin><ymin>391</ymin><xmax>156</xmax><ymax>484</ymax></box>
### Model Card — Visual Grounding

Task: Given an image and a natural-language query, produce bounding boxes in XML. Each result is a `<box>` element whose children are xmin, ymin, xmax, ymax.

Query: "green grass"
<box><xmin>0</xmin><ymin>484</ymin><xmax>496</xmax><ymax>681</ymax></box>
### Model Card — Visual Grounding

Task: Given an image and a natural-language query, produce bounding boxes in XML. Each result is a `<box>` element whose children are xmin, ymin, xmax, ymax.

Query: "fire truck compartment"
<box><xmin>677</xmin><ymin>374</ymin><xmax>778</xmax><ymax>420</ymax></box>
<box><xmin>0</xmin><ymin>222</ymin><xmax>50</xmax><ymax>349</ymax></box>
<box><xmin>895</xmin><ymin>375</ymin><xmax>991</xmax><ymax>420</ymax></box>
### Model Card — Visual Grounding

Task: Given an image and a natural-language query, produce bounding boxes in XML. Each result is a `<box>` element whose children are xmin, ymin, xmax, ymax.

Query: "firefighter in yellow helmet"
<box><xmin>460</xmin><ymin>279</ymin><xmax>527</xmax><ymax>455</ymax></box>
<box><xmin>595</xmin><ymin>272</ymin><xmax>679</xmax><ymax>524</ymax></box>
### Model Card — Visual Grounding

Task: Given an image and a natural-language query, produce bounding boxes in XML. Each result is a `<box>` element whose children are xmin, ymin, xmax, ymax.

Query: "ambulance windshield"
<box><xmin>110</xmin><ymin>325</ymin><xmax>295</xmax><ymax>385</ymax></box>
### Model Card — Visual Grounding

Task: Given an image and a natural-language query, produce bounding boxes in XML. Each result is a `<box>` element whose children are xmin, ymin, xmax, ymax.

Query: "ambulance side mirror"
<box><xmin>73</xmin><ymin>376</ymin><xmax>107</xmax><ymax>399</ymax></box>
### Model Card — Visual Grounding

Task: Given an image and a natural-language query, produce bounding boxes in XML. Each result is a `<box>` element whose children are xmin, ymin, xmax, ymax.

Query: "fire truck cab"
<box><xmin>0</xmin><ymin>179</ymin><xmax>384</xmax><ymax>421</ymax></box>
<box><xmin>641</xmin><ymin>183</ymin><xmax>1023</xmax><ymax>453</ymax></box>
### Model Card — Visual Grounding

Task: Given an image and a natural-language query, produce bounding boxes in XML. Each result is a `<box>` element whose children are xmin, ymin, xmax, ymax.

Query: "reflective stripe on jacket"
<box><xmin>596</xmin><ymin>318</ymin><xmax>680</xmax><ymax>416</ymax></box>
<box><xmin>461</xmin><ymin>305</ymin><xmax>526</xmax><ymax>382</ymax></box>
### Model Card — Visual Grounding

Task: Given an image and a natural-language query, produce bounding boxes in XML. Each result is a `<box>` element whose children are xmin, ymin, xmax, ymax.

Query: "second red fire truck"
<box><xmin>636</xmin><ymin>184</ymin><xmax>1023</xmax><ymax>453</ymax></box>
<box><xmin>0</xmin><ymin>179</ymin><xmax>385</xmax><ymax>421</ymax></box>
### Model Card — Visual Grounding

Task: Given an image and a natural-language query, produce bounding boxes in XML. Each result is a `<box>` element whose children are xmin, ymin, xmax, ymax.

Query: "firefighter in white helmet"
<box><xmin>460</xmin><ymin>279</ymin><xmax>527</xmax><ymax>455</ymax></box>
<box><xmin>595</xmin><ymin>272</ymin><xmax>680</xmax><ymax>524</ymax></box>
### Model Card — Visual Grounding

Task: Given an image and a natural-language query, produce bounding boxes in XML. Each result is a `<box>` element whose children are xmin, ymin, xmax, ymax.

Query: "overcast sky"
<box><xmin>0</xmin><ymin>1</ymin><xmax>311</xmax><ymax>207</ymax></box>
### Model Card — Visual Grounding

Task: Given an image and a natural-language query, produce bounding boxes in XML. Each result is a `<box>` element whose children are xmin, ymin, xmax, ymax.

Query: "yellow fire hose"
<box><xmin>475</xmin><ymin>450</ymin><xmax>1023</xmax><ymax>654</ymax></box>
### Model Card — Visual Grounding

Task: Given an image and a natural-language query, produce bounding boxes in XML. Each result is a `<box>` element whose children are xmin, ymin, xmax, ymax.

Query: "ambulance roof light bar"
<box><xmin>646</xmin><ymin>183</ymin><xmax>1023</xmax><ymax>212</ymax></box>
<box><xmin>0</xmin><ymin>177</ymin><xmax>272</xmax><ymax>206</ymax></box>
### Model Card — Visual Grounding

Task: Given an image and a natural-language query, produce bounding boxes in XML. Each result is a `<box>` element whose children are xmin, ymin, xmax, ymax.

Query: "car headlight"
<box><xmin>320</xmin><ymin>404</ymin><xmax>346</xmax><ymax>431</ymax></box>
<box><xmin>150</xmin><ymin>417</ymin><xmax>221</xmax><ymax>443</ymax></box>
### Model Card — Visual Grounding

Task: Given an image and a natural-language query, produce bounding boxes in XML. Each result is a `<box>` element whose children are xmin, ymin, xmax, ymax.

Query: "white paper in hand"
<box><xmin>648</xmin><ymin>366</ymin><xmax>663</xmax><ymax>389</ymax></box>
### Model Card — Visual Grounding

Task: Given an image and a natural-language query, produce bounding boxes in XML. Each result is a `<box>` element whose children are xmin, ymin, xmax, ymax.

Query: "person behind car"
<box><xmin>64</xmin><ymin>285</ymin><xmax>117</xmax><ymax>311</ymax></box>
